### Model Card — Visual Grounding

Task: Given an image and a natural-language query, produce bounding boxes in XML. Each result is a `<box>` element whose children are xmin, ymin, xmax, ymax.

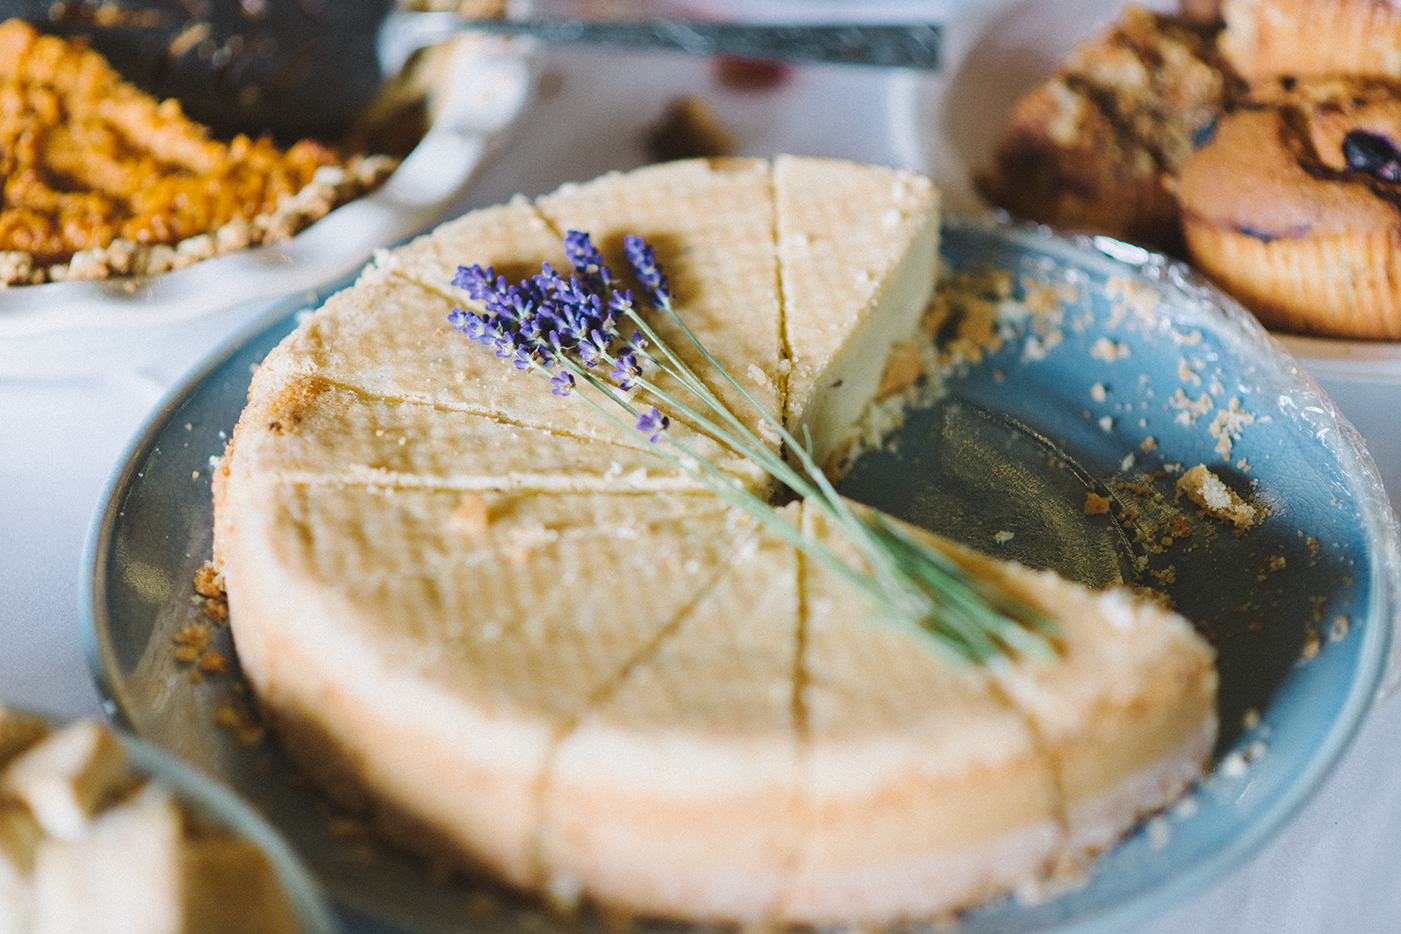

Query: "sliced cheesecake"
<box><xmin>775</xmin><ymin>155</ymin><xmax>940</xmax><ymax>469</ymax></box>
<box><xmin>213</xmin><ymin>157</ymin><xmax>1217</xmax><ymax>926</ymax></box>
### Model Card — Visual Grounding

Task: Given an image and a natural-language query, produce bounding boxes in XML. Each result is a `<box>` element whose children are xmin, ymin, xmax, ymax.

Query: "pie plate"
<box><xmin>0</xmin><ymin>32</ymin><xmax>535</xmax><ymax>340</ymax></box>
<box><xmin>81</xmin><ymin>215</ymin><xmax>1399</xmax><ymax>934</ymax></box>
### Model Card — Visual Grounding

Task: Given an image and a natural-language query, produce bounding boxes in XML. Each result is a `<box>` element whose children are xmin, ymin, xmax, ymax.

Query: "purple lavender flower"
<box><xmin>610</xmin><ymin>352</ymin><xmax>641</xmax><ymax>391</ymax></box>
<box><xmin>563</xmin><ymin>230</ymin><xmax>613</xmax><ymax>295</ymax></box>
<box><xmin>453</xmin><ymin>264</ymin><xmax>501</xmax><ymax>300</ymax></box>
<box><xmin>448</xmin><ymin>307</ymin><xmax>504</xmax><ymax>347</ymax></box>
<box><xmin>550</xmin><ymin>371</ymin><xmax>576</xmax><ymax>396</ymax></box>
<box><xmin>635</xmin><ymin>407</ymin><xmax>670</xmax><ymax>443</ymax></box>
<box><xmin>623</xmin><ymin>235</ymin><xmax>671</xmax><ymax>308</ymax></box>
<box><xmin>449</xmin><ymin>233</ymin><xmax>670</xmax><ymax>396</ymax></box>
<box><xmin>609</xmin><ymin>290</ymin><xmax>636</xmax><ymax>318</ymax></box>
<box><xmin>447</xmin><ymin>306</ymin><xmax>474</xmax><ymax>330</ymax></box>
<box><xmin>578</xmin><ymin>328</ymin><xmax>613</xmax><ymax>366</ymax></box>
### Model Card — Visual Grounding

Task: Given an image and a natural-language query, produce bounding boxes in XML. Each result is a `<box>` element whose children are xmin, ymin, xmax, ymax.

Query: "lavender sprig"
<box><xmin>446</xmin><ymin>231</ymin><xmax>1058</xmax><ymax>666</ymax></box>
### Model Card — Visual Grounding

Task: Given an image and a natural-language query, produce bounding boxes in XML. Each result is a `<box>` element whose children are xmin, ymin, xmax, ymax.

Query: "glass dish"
<box><xmin>82</xmin><ymin>215</ymin><xmax>1399</xmax><ymax>934</ymax></box>
<box><xmin>0</xmin><ymin>704</ymin><xmax>341</xmax><ymax>934</ymax></box>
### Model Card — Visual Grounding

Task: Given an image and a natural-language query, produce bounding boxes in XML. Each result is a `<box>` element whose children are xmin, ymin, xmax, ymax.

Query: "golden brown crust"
<box><xmin>1221</xmin><ymin>0</ymin><xmax>1401</xmax><ymax>81</ymax></box>
<box><xmin>1178</xmin><ymin>81</ymin><xmax>1401</xmax><ymax>337</ymax></box>
<box><xmin>1179</xmin><ymin>107</ymin><xmax>1401</xmax><ymax>237</ymax></box>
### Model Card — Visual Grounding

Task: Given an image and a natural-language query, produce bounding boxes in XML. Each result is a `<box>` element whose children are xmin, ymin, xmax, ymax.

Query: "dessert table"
<box><xmin>4</xmin><ymin>11</ymin><xmax>1401</xmax><ymax>934</ymax></box>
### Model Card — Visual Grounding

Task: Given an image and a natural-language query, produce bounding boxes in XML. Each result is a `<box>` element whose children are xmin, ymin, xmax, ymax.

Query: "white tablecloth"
<box><xmin>4</xmin><ymin>25</ymin><xmax>1401</xmax><ymax>934</ymax></box>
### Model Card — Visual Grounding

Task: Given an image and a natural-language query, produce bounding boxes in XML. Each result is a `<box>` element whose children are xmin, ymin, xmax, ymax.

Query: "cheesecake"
<box><xmin>212</xmin><ymin>156</ymin><xmax>1218</xmax><ymax>925</ymax></box>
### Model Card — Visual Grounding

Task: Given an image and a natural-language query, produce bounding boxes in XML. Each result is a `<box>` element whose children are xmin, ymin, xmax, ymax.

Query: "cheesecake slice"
<box><xmin>775</xmin><ymin>155</ymin><xmax>940</xmax><ymax>469</ymax></box>
<box><xmin>267</xmin><ymin>195</ymin><xmax>765</xmax><ymax>494</ymax></box>
<box><xmin>224</xmin><ymin>374</ymin><xmax>733</xmax><ymax>494</ymax></box>
<box><xmin>534</xmin><ymin>158</ymin><xmax>785</xmax><ymax>462</ymax></box>
<box><xmin>780</xmin><ymin>505</ymin><xmax>1215</xmax><ymax>922</ymax></box>
<box><xmin>782</xmin><ymin>505</ymin><xmax>1060</xmax><ymax>923</ymax></box>
<box><xmin>215</xmin><ymin>483</ymin><xmax>770</xmax><ymax>888</ymax></box>
<box><xmin>537</xmin><ymin>505</ymin><xmax>802</xmax><ymax>921</ymax></box>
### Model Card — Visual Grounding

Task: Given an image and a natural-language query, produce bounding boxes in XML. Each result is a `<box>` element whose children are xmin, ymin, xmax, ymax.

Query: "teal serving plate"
<box><xmin>81</xmin><ymin>216</ymin><xmax>1399</xmax><ymax>934</ymax></box>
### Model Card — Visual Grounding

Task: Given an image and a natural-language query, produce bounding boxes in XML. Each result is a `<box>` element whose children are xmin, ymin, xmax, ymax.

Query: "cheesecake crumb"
<box><xmin>1171</xmin><ymin>795</ymin><xmax>1199</xmax><ymax>820</ymax></box>
<box><xmin>875</xmin><ymin>342</ymin><xmax>925</xmax><ymax>399</ymax></box>
<box><xmin>215</xmin><ymin>701</ymin><xmax>267</xmax><ymax>747</ymax></box>
<box><xmin>1330</xmin><ymin>616</ymin><xmax>1351</xmax><ymax>642</ymax></box>
<box><xmin>1218</xmin><ymin>749</ymin><xmax>1250</xmax><ymax>778</ymax></box>
<box><xmin>173</xmin><ymin>624</ymin><xmax>212</xmax><ymax>663</ymax></box>
<box><xmin>193</xmin><ymin>562</ymin><xmax>225</xmax><ymax>600</ymax></box>
<box><xmin>642</xmin><ymin>95</ymin><xmax>739</xmax><ymax>162</ymax></box>
<box><xmin>1176</xmin><ymin>464</ymin><xmax>1258</xmax><ymax>530</ymax></box>
<box><xmin>1146</xmin><ymin>815</ymin><xmax>1171</xmax><ymax>850</ymax></box>
<box><xmin>1090</xmin><ymin>337</ymin><xmax>1130</xmax><ymax>361</ymax></box>
<box><xmin>1084</xmin><ymin>492</ymin><xmax>1112</xmax><ymax>515</ymax></box>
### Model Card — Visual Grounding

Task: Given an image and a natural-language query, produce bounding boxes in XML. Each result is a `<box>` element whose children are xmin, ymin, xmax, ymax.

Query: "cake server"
<box><xmin>13</xmin><ymin>2</ymin><xmax>939</xmax><ymax>141</ymax></box>
<box><xmin>376</xmin><ymin>12</ymin><xmax>942</xmax><ymax>75</ymax></box>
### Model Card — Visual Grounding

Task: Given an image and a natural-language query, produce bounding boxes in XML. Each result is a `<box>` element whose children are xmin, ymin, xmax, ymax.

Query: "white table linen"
<box><xmin>4</xmin><ymin>30</ymin><xmax>1401</xmax><ymax>934</ymax></box>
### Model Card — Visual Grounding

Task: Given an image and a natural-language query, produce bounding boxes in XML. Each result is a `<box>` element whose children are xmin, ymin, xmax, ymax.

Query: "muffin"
<box><xmin>1177</xmin><ymin>78</ymin><xmax>1401</xmax><ymax>338</ymax></box>
<box><xmin>975</xmin><ymin>5</ymin><xmax>1243</xmax><ymax>253</ymax></box>
<box><xmin>1220</xmin><ymin>0</ymin><xmax>1401</xmax><ymax>81</ymax></box>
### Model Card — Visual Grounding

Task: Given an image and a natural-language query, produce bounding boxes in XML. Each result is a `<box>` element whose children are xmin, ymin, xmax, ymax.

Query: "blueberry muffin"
<box><xmin>1178</xmin><ymin>78</ymin><xmax>1401</xmax><ymax>338</ymax></box>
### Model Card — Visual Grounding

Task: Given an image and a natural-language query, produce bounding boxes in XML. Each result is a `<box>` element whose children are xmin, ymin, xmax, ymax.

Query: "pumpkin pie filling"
<box><xmin>0</xmin><ymin>18</ymin><xmax>397</xmax><ymax>285</ymax></box>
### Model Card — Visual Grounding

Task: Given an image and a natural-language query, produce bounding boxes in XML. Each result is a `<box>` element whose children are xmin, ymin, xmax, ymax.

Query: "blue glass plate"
<box><xmin>81</xmin><ymin>215</ymin><xmax>1400</xmax><ymax>934</ymax></box>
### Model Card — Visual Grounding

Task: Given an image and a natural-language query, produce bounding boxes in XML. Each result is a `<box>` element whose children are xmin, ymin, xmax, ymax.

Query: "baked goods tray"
<box><xmin>81</xmin><ymin>215</ymin><xmax>1398</xmax><ymax>934</ymax></box>
<box><xmin>0</xmin><ymin>33</ymin><xmax>534</xmax><ymax>339</ymax></box>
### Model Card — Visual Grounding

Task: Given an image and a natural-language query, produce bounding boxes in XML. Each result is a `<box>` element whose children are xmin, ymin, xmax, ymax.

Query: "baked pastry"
<box><xmin>974</xmin><ymin>5</ymin><xmax>1242</xmax><ymax>253</ymax></box>
<box><xmin>1220</xmin><ymin>0</ymin><xmax>1401</xmax><ymax>81</ymax></box>
<box><xmin>1178</xmin><ymin>78</ymin><xmax>1401</xmax><ymax>338</ymax></box>
<box><xmin>0</xmin><ymin>18</ymin><xmax>397</xmax><ymax>284</ymax></box>
<box><xmin>213</xmin><ymin>156</ymin><xmax>1218</xmax><ymax>925</ymax></box>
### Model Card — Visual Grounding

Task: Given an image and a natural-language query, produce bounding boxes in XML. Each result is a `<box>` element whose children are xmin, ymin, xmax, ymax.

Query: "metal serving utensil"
<box><xmin>376</xmin><ymin>12</ymin><xmax>941</xmax><ymax>75</ymax></box>
<box><xmin>14</xmin><ymin>2</ymin><xmax>938</xmax><ymax>142</ymax></box>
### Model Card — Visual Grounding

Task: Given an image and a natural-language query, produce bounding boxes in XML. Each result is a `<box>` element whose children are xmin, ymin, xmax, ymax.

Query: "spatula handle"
<box><xmin>379</xmin><ymin>12</ymin><xmax>941</xmax><ymax>75</ymax></box>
